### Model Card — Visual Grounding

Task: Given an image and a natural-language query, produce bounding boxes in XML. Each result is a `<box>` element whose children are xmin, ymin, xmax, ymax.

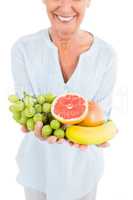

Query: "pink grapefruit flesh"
<box><xmin>51</xmin><ymin>93</ymin><xmax>88</xmax><ymax>124</ymax></box>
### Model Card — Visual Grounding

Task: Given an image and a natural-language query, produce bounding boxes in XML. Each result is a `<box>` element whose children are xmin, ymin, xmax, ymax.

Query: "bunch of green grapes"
<box><xmin>8</xmin><ymin>92</ymin><xmax>66</xmax><ymax>139</ymax></box>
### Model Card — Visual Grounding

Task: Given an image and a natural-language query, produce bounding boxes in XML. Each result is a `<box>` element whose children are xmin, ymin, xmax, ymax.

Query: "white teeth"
<box><xmin>57</xmin><ymin>15</ymin><xmax>74</xmax><ymax>22</ymax></box>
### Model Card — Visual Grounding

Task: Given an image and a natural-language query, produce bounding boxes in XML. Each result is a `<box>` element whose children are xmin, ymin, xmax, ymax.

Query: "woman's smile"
<box><xmin>54</xmin><ymin>14</ymin><xmax>76</xmax><ymax>24</ymax></box>
<box><xmin>54</xmin><ymin>14</ymin><xmax>77</xmax><ymax>23</ymax></box>
<box><xmin>42</xmin><ymin>0</ymin><xmax>90</xmax><ymax>35</ymax></box>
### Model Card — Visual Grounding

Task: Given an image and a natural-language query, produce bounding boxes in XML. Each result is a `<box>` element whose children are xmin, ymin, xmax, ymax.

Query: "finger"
<box><xmin>79</xmin><ymin>144</ymin><xmax>89</xmax><ymax>150</ymax></box>
<box><xmin>68</xmin><ymin>141</ymin><xmax>74</xmax><ymax>146</ymax></box>
<box><xmin>57</xmin><ymin>138</ymin><xmax>66</xmax><ymax>144</ymax></box>
<box><xmin>72</xmin><ymin>143</ymin><xmax>80</xmax><ymax>148</ymax></box>
<box><xmin>102</xmin><ymin>142</ymin><xmax>110</xmax><ymax>147</ymax></box>
<box><xmin>34</xmin><ymin>121</ymin><xmax>45</xmax><ymax>140</ymax></box>
<box><xmin>47</xmin><ymin>136</ymin><xmax>58</xmax><ymax>144</ymax></box>
<box><xmin>97</xmin><ymin>142</ymin><xmax>110</xmax><ymax>148</ymax></box>
<box><xmin>21</xmin><ymin>125</ymin><xmax>29</xmax><ymax>133</ymax></box>
<box><xmin>69</xmin><ymin>142</ymin><xmax>81</xmax><ymax>148</ymax></box>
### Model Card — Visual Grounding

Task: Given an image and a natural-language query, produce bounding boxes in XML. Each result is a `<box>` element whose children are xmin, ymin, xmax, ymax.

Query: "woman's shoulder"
<box><xmin>94</xmin><ymin>36</ymin><xmax>117</xmax><ymax>75</ymax></box>
<box><xmin>11</xmin><ymin>28</ymin><xmax>48</xmax><ymax>51</ymax></box>
<box><xmin>96</xmin><ymin>36</ymin><xmax>117</xmax><ymax>59</ymax></box>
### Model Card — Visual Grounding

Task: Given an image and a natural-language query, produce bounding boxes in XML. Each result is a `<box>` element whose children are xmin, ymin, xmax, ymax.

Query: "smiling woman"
<box><xmin>41</xmin><ymin>0</ymin><xmax>94</xmax><ymax>86</ymax></box>
<box><xmin>42</xmin><ymin>0</ymin><xmax>90</xmax><ymax>39</ymax></box>
<box><xmin>11</xmin><ymin>0</ymin><xmax>117</xmax><ymax>199</ymax></box>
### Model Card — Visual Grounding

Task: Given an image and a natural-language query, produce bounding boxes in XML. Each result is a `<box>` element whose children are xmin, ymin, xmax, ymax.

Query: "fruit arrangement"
<box><xmin>8</xmin><ymin>92</ymin><xmax>117</xmax><ymax>145</ymax></box>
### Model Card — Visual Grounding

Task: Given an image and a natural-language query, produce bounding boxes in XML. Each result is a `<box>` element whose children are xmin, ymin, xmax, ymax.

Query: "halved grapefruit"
<box><xmin>51</xmin><ymin>93</ymin><xmax>88</xmax><ymax>124</ymax></box>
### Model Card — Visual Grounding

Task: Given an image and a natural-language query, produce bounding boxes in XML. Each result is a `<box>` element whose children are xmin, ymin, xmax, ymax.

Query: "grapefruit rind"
<box><xmin>51</xmin><ymin>93</ymin><xmax>89</xmax><ymax>124</ymax></box>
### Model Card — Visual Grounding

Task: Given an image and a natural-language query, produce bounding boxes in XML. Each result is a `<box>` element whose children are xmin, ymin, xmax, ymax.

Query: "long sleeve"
<box><xmin>11</xmin><ymin>40</ymin><xmax>33</xmax><ymax>99</ymax></box>
<box><xmin>93</xmin><ymin>49</ymin><xmax>117</xmax><ymax>120</ymax></box>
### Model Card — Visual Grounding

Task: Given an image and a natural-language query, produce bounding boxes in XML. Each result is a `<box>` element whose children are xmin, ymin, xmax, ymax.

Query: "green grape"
<box><xmin>33</xmin><ymin>113</ymin><xmax>44</xmax><ymax>123</ymax></box>
<box><xmin>42</xmin><ymin>114</ymin><xmax>48</xmax><ymax>124</ymax></box>
<box><xmin>13</xmin><ymin>112</ymin><xmax>21</xmax><ymax>121</ymax></box>
<box><xmin>8</xmin><ymin>95</ymin><xmax>19</xmax><ymax>103</ymax></box>
<box><xmin>44</xmin><ymin>93</ymin><xmax>57</xmax><ymax>103</ymax></box>
<box><xmin>24</xmin><ymin>106</ymin><xmax>36</xmax><ymax>118</ymax></box>
<box><xmin>13</xmin><ymin>112</ymin><xmax>21</xmax><ymax>119</ymax></box>
<box><xmin>42</xmin><ymin>125</ymin><xmax>52</xmax><ymax>137</ymax></box>
<box><xmin>21</xmin><ymin>110</ymin><xmax>26</xmax><ymax>117</ymax></box>
<box><xmin>19</xmin><ymin>111</ymin><xmax>28</xmax><ymax>125</ymax></box>
<box><xmin>13</xmin><ymin>101</ymin><xmax>25</xmax><ymax>112</ymax></box>
<box><xmin>13</xmin><ymin>115</ymin><xmax>21</xmax><ymax>123</ymax></box>
<box><xmin>9</xmin><ymin>105</ymin><xmax>17</xmax><ymax>113</ymax></box>
<box><xmin>24</xmin><ymin>95</ymin><xmax>36</xmax><ymax>107</ymax></box>
<box><xmin>50</xmin><ymin>119</ymin><xmax>61</xmax><ymax>129</ymax></box>
<box><xmin>47</xmin><ymin>112</ymin><xmax>55</xmax><ymax>121</ymax></box>
<box><xmin>53</xmin><ymin>128</ymin><xmax>65</xmax><ymax>138</ymax></box>
<box><xmin>33</xmin><ymin>97</ymin><xmax>37</xmax><ymax>104</ymax></box>
<box><xmin>37</xmin><ymin>95</ymin><xmax>45</xmax><ymax>104</ymax></box>
<box><xmin>19</xmin><ymin>115</ymin><xmax>28</xmax><ymax>125</ymax></box>
<box><xmin>42</xmin><ymin>103</ymin><xmax>51</xmax><ymax>113</ymax></box>
<box><xmin>35</xmin><ymin>104</ymin><xmax>42</xmax><ymax>113</ymax></box>
<box><xmin>26</xmin><ymin>118</ymin><xmax>35</xmax><ymax>131</ymax></box>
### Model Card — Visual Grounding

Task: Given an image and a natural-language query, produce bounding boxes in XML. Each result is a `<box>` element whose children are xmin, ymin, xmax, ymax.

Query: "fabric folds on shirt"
<box><xmin>10</xmin><ymin>28</ymin><xmax>117</xmax><ymax>200</ymax></box>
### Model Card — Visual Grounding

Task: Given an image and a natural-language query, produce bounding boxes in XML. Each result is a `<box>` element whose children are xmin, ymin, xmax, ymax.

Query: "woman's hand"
<box><xmin>21</xmin><ymin>122</ymin><xmax>67</xmax><ymax>143</ymax></box>
<box><xmin>21</xmin><ymin>121</ymin><xmax>111</xmax><ymax>150</ymax></box>
<box><xmin>21</xmin><ymin>125</ymin><xmax>29</xmax><ymax>133</ymax></box>
<box><xmin>69</xmin><ymin>141</ymin><xmax>110</xmax><ymax>150</ymax></box>
<box><xmin>96</xmin><ymin>142</ymin><xmax>110</xmax><ymax>148</ymax></box>
<box><xmin>33</xmin><ymin>122</ymin><xmax>91</xmax><ymax>149</ymax></box>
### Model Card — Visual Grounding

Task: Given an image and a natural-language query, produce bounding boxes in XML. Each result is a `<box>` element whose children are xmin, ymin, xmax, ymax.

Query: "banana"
<box><xmin>65</xmin><ymin>120</ymin><xmax>117</xmax><ymax>145</ymax></box>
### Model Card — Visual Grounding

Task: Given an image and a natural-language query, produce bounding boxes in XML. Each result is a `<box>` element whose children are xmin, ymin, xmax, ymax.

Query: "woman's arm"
<box><xmin>93</xmin><ymin>48</ymin><xmax>118</xmax><ymax>147</ymax></box>
<box><xmin>11</xmin><ymin>39</ymin><xmax>33</xmax><ymax>99</ymax></box>
<box><xmin>11</xmin><ymin>39</ymin><xmax>68</xmax><ymax>143</ymax></box>
<box><xmin>11</xmin><ymin>39</ymin><xmax>34</xmax><ymax>134</ymax></box>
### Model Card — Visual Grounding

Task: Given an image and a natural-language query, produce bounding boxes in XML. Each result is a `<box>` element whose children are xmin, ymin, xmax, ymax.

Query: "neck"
<box><xmin>48</xmin><ymin>27</ymin><xmax>81</xmax><ymax>50</ymax></box>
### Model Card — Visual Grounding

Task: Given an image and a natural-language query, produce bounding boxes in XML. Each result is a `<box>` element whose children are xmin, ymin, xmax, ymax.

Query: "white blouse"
<box><xmin>11</xmin><ymin>28</ymin><xmax>117</xmax><ymax>200</ymax></box>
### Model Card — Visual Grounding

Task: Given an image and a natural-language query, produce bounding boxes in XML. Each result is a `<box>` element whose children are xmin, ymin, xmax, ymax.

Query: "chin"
<box><xmin>52</xmin><ymin>23</ymin><xmax>80</xmax><ymax>35</ymax></box>
<box><xmin>50</xmin><ymin>14</ymin><xmax>80</xmax><ymax>35</ymax></box>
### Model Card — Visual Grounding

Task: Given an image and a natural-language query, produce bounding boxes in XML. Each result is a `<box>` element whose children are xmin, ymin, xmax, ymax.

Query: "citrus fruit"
<box><xmin>51</xmin><ymin>93</ymin><xmax>88</xmax><ymax>124</ymax></box>
<box><xmin>78</xmin><ymin>101</ymin><xmax>104</xmax><ymax>127</ymax></box>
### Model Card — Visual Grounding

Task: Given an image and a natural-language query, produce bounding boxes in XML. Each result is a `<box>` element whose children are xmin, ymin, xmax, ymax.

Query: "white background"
<box><xmin>0</xmin><ymin>0</ymin><xmax>132</xmax><ymax>199</ymax></box>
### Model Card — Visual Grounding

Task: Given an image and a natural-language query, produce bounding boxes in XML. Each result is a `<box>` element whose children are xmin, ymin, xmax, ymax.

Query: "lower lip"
<box><xmin>55</xmin><ymin>15</ymin><xmax>76</xmax><ymax>24</ymax></box>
